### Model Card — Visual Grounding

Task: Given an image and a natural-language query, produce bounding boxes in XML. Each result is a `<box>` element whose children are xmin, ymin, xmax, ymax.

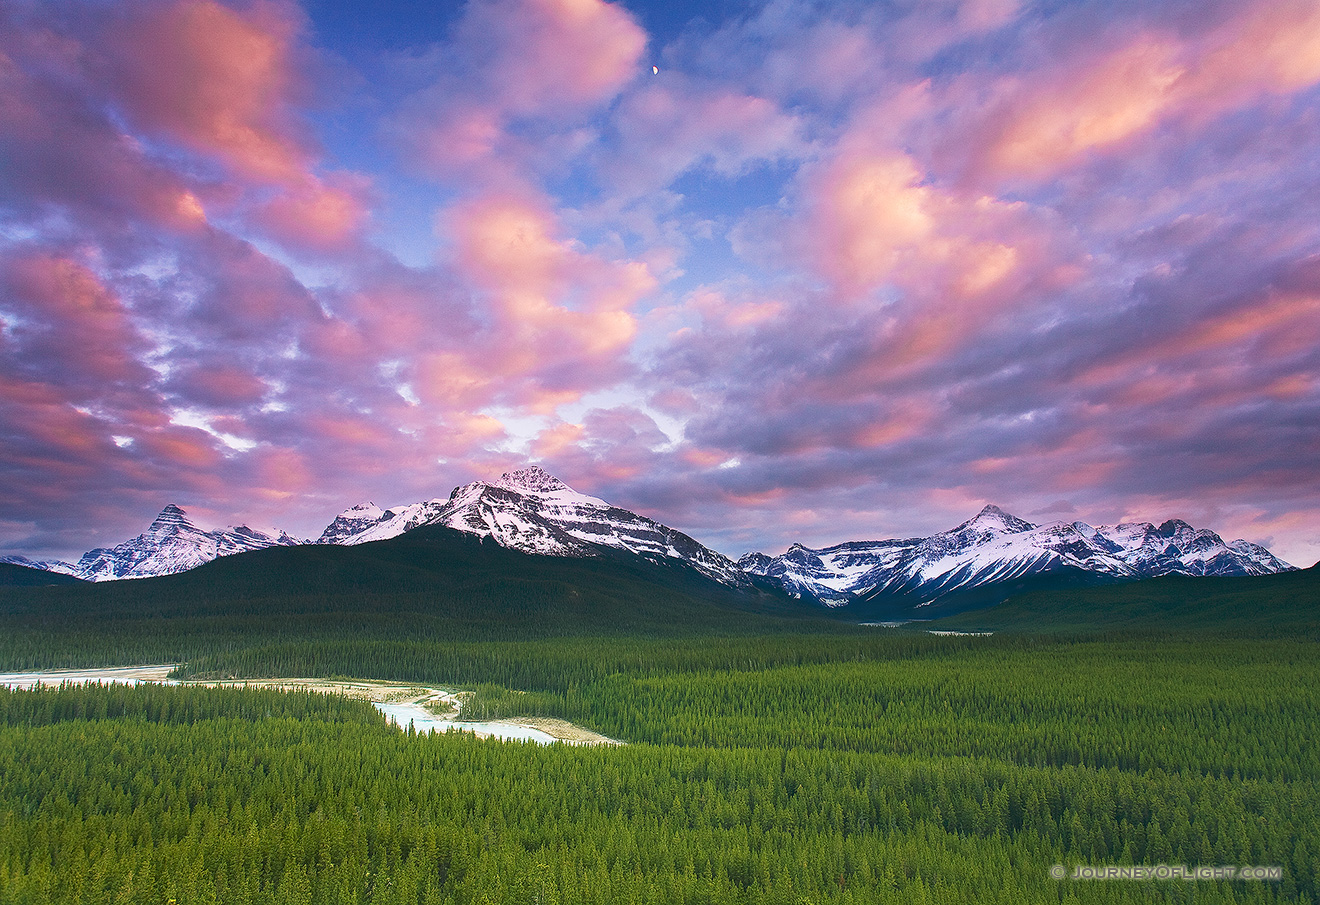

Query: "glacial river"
<box><xmin>0</xmin><ymin>666</ymin><xmax>565</xmax><ymax>745</ymax></box>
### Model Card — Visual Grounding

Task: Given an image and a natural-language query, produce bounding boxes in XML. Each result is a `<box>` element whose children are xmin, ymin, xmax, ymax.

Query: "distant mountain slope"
<box><xmin>68</xmin><ymin>505</ymin><xmax>302</xmax><ymax>581</ymax></box>
<box><xmin>0</xmin><ymin>555</ymin><xmax>79</xmax><ymax>577</ymax></box>
<box><xmin>318</xmin><ymin>466</ymin><xmax>749</xmax><ymax>587</ymax></box>
<box><xmin>4</xmin><ymin>474</ymin><xmax>1297</xmax><ymax>608</ymax></box>
<box><xmin>0</xmin><ymin>524</ymin><xmax>814</xmax><ymax>640</ymax></box>
<box><xmin>5</xmin><ymin>467</ymin><xmax>747</xmax><ymax>586</ymax></box>
<box><xmin>0</xmin><ymin>562</ymin><xmax>84</xmax><ymax>587</ymax></box>
<box><xmin>922</xmin><ymin>563</ymin><xmax>1320</xmax><ymax>635</ymax></box>
<box><xmin>739</xmin><ymin>505</ymin><xmax>1294</xmax><ymax>609</ymax></box>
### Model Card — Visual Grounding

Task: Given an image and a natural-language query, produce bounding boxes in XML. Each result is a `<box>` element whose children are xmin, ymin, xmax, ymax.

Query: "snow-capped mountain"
<box><xmin>319</xmin><ymin>466</ymin><xmax>749</xmax><ymax>587</ymax></box>
<box><xmin>0</xmin><ymin>555</ymin><xmax>80</xmax><ymax>576</ymax></box>
<box><xmin>69</xmin><ymin>504</ymin><xmax>301</xmax><ymax>582</ymax></box>
<box><xmin>316</xmin><ymin>499</ymin><xmax>451</xmax><ymax>547</ymax></box>
<box><xmin>5</xmin><ymin>480</ymin><xmax>1296</xmax><ymax>600</ymax></box>
<box><xmin>6</xmin><ymin>468</ymin><xmax>746</xmax><ymax>587</ymax></box>
<box><xmin>738</xmin><ymin>504</ymin><xmax>1296</xmax><ymax>606</ymax></box>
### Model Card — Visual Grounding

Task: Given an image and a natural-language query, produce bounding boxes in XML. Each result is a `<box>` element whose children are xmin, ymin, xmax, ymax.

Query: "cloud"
<box><xmin>675</xmin><ymin>0</ymin><xmax>1020</xmax><ymax>110</ymax></box>
<box><xmin>0</xmin><ymin>250</ymin><xmax>247</xmax><ymax>549</ymax></box>
<box><xmin>728</xmin><ymin>140</ymin><xmax>1083</xmax><ymax>396</ymax></box>
<box><xmin>0</xmin><ymin>251</ymin><xmax>155</xmax><ymax>394</ymax></box>
<box><xmin>599</xmin><ymin>78</ymin><xmax>810</xmax><ymax>196</ymax></box>
<box><xmin>0</xmin><ymin>0</ymin><xmax>368</xmax><ymax>263</ymax></box>
<box><xmin>465</xmin><ymin>0</ymin><xmax>647</xmax><ymax>112</ymax></box>
<box><xmin>155</xmin><ymin>229</ymin><xmax>326</xmax><ymax>343</ymax></box>
<box><xmin>938</xmin><ymin>0</ymin><xmax>1320</xmax><ymax>186</ymax></box>
<box><xmin>0</xmin><ymin>8</ymin><xmax>206</xmax><ymax>232</ymax></box>
<box><xmin>439</xmin><ymin>191</ymin><xmax>652</xmax><ymax>411</ymax></box>
<box><xmin>397</xmin><ymin>0</ymin><xmax>646</xmax><ymax>181</ymax></box>
<box><xmin>250</xmin><ymin>172</ymin><xmax>372</xmax><ymax>252</ymax></box>
<box><xmin>633</xmin><ymin>168</ymin><xmax>1320</xmax><ymax>559</ymax></box>
<box><xmin>165</xmin><ymin>362</ymin><xmax>268</xmax><ymax>408</ymax></box>
<box><xmin>98</xmin><ymin>0</ymin><xmax>315</xmax><ymax>183</ymax></box>
<box><xmin>2</xmin><ymin>0</ymin><xmax>1319</xmax><ymax>570</ymax></box>
<box><xmin>531</xmin><ymin>405</ymin><xmax>671</xmax><ymax>484</ymax></box>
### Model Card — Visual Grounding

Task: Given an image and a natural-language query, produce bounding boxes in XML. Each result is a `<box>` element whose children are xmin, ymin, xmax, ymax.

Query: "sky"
<box><xmin>2</xmin><ymin>0</ymin><xmax>1319</xmax><ymax>567</ymax></box>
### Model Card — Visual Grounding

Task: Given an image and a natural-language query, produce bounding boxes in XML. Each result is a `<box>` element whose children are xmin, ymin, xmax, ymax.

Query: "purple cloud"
<box><xmin>1</xmin><ymin>0</ymin><xmax>1317</xmax><ymax>570</ymax></box>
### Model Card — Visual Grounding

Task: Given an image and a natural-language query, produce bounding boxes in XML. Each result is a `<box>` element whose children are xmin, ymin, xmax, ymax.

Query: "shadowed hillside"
<box><xmin>0</xmin><ymin>563</ymin><xmax>82</xmax><ymax>587</ymax></box>
<box><xmin>0</xmin><ymin>525</ymin><xmax>835</xmax><ymax>669</ymax></box>
<box><xmin>923</xmin><ymin>562</ymin><xmax>1320</xmax><ymax>635</ymax></box>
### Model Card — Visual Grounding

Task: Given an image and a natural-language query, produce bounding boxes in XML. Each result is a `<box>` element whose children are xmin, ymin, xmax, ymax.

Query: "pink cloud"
<box><xmin>251</xmin><ymin>172</ymin><xmax>372</xmax><ymax>252</ymax></box>
<box><xmin>0</xmin><ymin>253</ymin><xmax>154</xmax><ymax>391</ymax></box>
<box><xmin>687</xmin><ymin>288</ymin><xmax>785</xmax><ymax>329</ymax></box>
<box><xmin>419</xmin><ymin>105</ymin><xmax>505</xmax><ymax>172</ymax></box>
<box><xmin>0</xmin><ymin>17</ymin><xmax>210</xmax><ymax>231</ymax></box>
<box><xmin>173</xmin><ymin>231</ymin><xmax>324</xmax><ymax>341</ymax></box>
<box><xmin>980</xmin><ymin>36</ymin><xmax>1184</xmax><ymax>180</ymax></box>
<box><xmin>101</xmin><ymin>0</ymin><xmax>313</xmax><ymax>183</ymax></box>
<box><xmin>414</xmin><ymin>352</ymin><xmax>497</xmax><ymax>410</ymax></box>
<box><xmin>526</xmin><ymin>405</ymin><xmax>673</xmax><ymax>490</ymax></box>
<box><xmin>3</xmin><ymin>0</ymin><xmax>1317</xmax><ymax>570</ymax></box>
<box><xmin>603</xmin><ymin>79</ymin><xmax>809</xmax><ymax>194</ymax></box>
<box><xmin>486</xmin><ymin>0</ymin><xmax>647</xmax><ymax>111</ymax></box>
<box><xmin>947</xmin><ymin>0</ymin><xmax>1320</xmax><ymax>185</ymax></box>
<box><xmin>0</xmin><ymin>382</ymin><xmax>135</xmax><ymax>490</ymax></box>
<box><xmin>1173</xmin><ymin>291</ymin><xmax>1320</xmax><ymax>358</ymax></box>
<box><xmin>433</xmin><ymin>412</ymin><xmax>508</xmax><ymax>450</ymax></box>
<box><xmin>134</xmin><ymin>425</ymin><xmax>225</xmax><ymax>470</ymax></box>
<box><xmin>1182</xmin><ymin>0</ymin><xmax>1320</xmax><ymax>104</ymax></box>
<box><xmin>1</xmin><ymin>0</ymin><xmax>371</xmax><ymax>262</ymax></box>
<box><xmin>803</xmin><ymin>153</ymin><xmax>936</xmax><ymax>295</ymax></box>
<box><xmin>440</xmin><ymin>192</ymin><xmax>650</xmax><ymax>410</ymax></box>
<box><xmin>404</xmin><ymin>0</ymin><xmax>645</xmax><ymax>179</ymax></box>
<box><xmin>1077</xmin><ymin>287</ymin><xmax>1320</xmax><ymax>400</ymax></box>
<box><xmin>0</xmin><ymin>254</ymin><xmax>245</xmax><ymax>529</ymax></box>
<box><xmin>779</xmin><ymin>143</ymin><xmax>1079</xmax><ymax>386</ymax></box>
<box><xmin>250</xmin><ymin>446</ymin><xmax>315</xmax><ymax>499</ymax></box>
<box><xmin>329</xmin><ymin>267</ymin><xmax>481</xmax><ymax>357</ymax></box>
<box><xmin>166</xmin><ymin>363</ymin><xmax>268</xmax><ymax>408</ymax></box>
<box><xmin>530</xmin><ymin>420</ymin><xmax>585</xmax><ymax>459</ymax></box>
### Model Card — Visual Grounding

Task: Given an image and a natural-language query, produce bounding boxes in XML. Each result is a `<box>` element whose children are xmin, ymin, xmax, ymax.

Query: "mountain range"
<box><xmin>1</xmin><ymin>468</ymin><xmax>1296</xmax><ymax>611</ymax></box>
<box><xmin>737</xmin><ymin>504</ymin><xmax>1293</xmax><ymax>608</ymax></box>
<box><xmin>2</xmin><ymin>504</ymin><xmax>301</xmax><ymax>582</ymax></box>
<box><xmin>312</xmin><ymin>467</ymin><xmax>748</xmax><ymax>587</ymax></box>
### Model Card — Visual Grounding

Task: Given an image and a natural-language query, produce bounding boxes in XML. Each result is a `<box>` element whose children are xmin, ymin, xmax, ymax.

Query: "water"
<box><xmin>0</xmin><ymin>666</ymin><xmax>561</xmax><ymax>744</ymax></box>
<box><xmin>373</xmin><ymin>701</ymin><xmax>557</xmax><ymax>743</ymax></box>
<box><xmin>0</xmin><ymin>665</ymin><xmax>178</xmax><ymax>688</ymax></box>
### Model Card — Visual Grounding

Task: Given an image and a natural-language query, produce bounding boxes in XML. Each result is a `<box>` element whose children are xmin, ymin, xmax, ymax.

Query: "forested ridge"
<box><xmin>0</xmin><ymin>530</ymin><xmax>1316</xmax><ymax>903</ymax></box>
<box><xmin>1</xmin><ymin>634</ymin><xmax>1316</xmax><ymax>904</ymax></box>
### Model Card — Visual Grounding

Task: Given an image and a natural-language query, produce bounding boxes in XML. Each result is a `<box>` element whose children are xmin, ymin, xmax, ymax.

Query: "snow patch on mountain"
<box><xmin>0</xmin><ymin>555</ymin><xmax>80</xmax><ymax>576</ymax></box>
<box><xmin>740</xmin><ymin>505</ymin><xmax>1296</xmax><ymax>605</ymax></box>
<box><xmin>7</xmin><ymin>478</ymin><xmax>1297</xmax><ymax>598</ymax></box>
<box><xmin>325</xmin><ymin>466</ymin><xmax>749</xmax><ymax>586</ymax></box>
<box><xmin>72</xmin><ymin>505</ymin><xmax>301</xmax><ymax>581</ymax></box>
<box><xmin>316</xmin><ymin>499</ymin><xmax>452</xmax><ymax>547</ymax></box>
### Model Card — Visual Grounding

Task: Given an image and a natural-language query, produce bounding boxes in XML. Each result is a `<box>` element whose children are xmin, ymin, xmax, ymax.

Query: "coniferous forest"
<box><xmin>0</xmin><ymin>533</ymin><xmax>1316</xmax><ymax>903</ymax></box>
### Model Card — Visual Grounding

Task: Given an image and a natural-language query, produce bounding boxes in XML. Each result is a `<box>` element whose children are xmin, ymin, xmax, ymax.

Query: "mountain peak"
<box><xmin>315</xmin><ymin>502</ymin><xmax>390</xmax><ymax>545</ymax></box>
<box><xmin>1156</xmin><ymin>518</ymin><xmax>1194</xmax><ymax>537</ymax></box>
<box><xmin>147</xmin><ymin>504</ymin><xmax>194</xmax><ymax>533</ymax></box>
<box><xmin>494</xmin><ymin>465</ymin><xmax>571</xmax><ymax>495</ymax></box>
<box><xmin>959</xmin><ymin>504</ymin><xmax>1035</xmax><ymax>534</ymax></box>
